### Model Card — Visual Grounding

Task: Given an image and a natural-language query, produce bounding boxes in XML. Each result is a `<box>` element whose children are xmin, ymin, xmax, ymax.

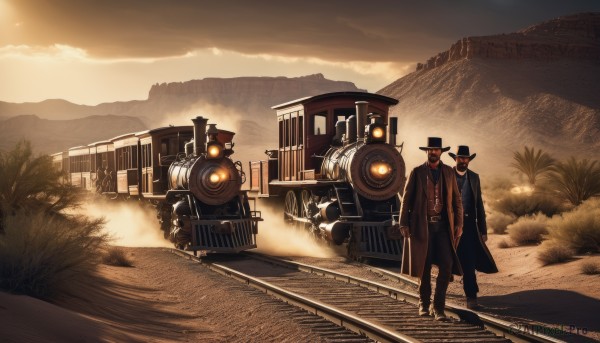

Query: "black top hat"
<box><xmin>449</xmin><ymin>145</ymin><xmax>477</xmax><ymax>160</ymax></box>
<box><xmin>419</xmin><ymin>137</ymin><xmax>450</xmax><ymax>152</ymax></box>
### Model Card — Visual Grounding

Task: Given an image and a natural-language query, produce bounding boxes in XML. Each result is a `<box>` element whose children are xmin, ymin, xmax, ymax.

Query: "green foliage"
<box><xmin>507</xmin><ymin>213</ymin><xmax>549</xmax><ymax>245</ymax></box>
<box><xmin>545</xmin><ymin>157</ymin><xmax>600</xmax><ymax>206</ymax></box>
<box><xmin>0</xmin><ymin>141</ymin><xmax>82</xmax><ymax>229</ymax></box>
<box><xmin>0</xmin><ymin>211</ymin><xmax>108</xmax><ymax>299</ymax></box>
<box><xmin>511</xmin><ymin>146</ymin><xmax>555</xmax><ymax>186</ymax></box>
<box><xmin>547</xmin><ymin>198</ymin><xmax>600</xmax><ymax>253</ymax></box>
<box><xmin>581</xmin><ymin>261</ymin><xmax>600</xmax><ymax>275</ymax></box>
<box><xmin>537</xmin><ymin>241</ymin><xmax>574</xmax><ymax>265</ymax></box>
<box><xmin>491</xmin><ymin>192</ymin><xmax>564</xmax><ymax>217</ymax></box>
<box><xmin>102</xmin><ymin>246</ymin><xmax>134</xmax><ymax>267</ymax></box>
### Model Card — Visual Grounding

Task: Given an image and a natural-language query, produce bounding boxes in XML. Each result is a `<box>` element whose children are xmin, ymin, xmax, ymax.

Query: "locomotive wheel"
<box><xmin>284</xmin><ymin>190</ymin><xmax>299</xmax><ymax>221</ymax></box>
<box><xmin>300</xmin><ymin>189</ymin><xmax>311</xmax><ymax>217</ymax></box>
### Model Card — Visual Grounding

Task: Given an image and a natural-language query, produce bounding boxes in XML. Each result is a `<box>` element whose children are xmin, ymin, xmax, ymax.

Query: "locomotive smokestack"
<box><xmin>192</xmin><ymin>116</ymin><xmax>208</xmax><ymax>156</ymax></box>
<box><xmin>334</xmin><ymin>120</ymin><xmax>346</xmax><ymax>146</ymax></box>
<box><xmin>355</xmin><ymin>101</ymin><xmax>368</xmax><ymax>141</ymax></box>
<box><xmin>346</xmin><ymin>115</ymin><xmax>357</xmax><ymax>144</ymax></box>
<box><xmin>389</xmin><ymin>117</ymin><xmax>398</xmax><ymax>146</ymax></box>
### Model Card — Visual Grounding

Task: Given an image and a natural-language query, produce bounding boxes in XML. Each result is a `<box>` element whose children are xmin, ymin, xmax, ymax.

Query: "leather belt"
<box><xmin>428</xmin><ymin>215</ymin><xmax>442</xmax><ymax>223</ymax></box>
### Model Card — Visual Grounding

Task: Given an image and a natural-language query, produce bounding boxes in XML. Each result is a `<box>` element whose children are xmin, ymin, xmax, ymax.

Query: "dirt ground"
<box><xmin>1</xmin><ymin>234</ymin><xmax>599</xmax><ymax>343</ymax></box>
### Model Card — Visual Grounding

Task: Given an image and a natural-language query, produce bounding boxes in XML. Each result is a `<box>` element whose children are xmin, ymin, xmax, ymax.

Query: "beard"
<box><xmin>457</xmin><ymin>162</ymin><xmax>468</xmax><ymax>172</ymax></box>
<box><xmin>428</xmin><ymin>154</ymin><xmax>440</xmax><ymax>163</ymax></box>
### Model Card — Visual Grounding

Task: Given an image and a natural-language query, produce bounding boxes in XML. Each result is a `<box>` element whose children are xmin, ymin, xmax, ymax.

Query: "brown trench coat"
<box><xmin>399</xmin><ymin>161</ymin><xmax>464</xmax><ymax>278</ymax></box>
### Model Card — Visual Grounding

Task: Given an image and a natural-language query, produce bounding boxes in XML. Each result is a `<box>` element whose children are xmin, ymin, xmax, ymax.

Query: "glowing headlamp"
<box><xmin>369</xmin><ymin>161</ymin><xmax>392</xmax><ymax>180</ymax></box>
<box><xmin>206</xmin><ymin>142</ymin><xmax>223</xmax><ymax>159</ymax></box>
<box><xmin>372</xmin><ymin>127</ymin><xmax>385</xmax><ymax>139</ymax></box>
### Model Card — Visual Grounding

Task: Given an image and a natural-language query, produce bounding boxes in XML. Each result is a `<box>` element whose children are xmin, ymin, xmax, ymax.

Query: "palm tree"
<box><xmin>0</xmin><ymin>141</ymin><xmax>81</xmax><ymax>230</ymax></box>
<box><xmin>546</xmin><ymin>157</ymin><xmax>600</xmax><ymax>206</ymax></box>
<box><xmin>511</xmin><ymin>146</ymin><xmax>555</xmax><ymax>187</ymax></box>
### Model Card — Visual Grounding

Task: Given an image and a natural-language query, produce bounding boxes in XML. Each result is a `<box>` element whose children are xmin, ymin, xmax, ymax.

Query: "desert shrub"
<box><xmin>102</xmin><ymin>246</ymin><xmax>133</xmax><ymax>267</ymax></box>
<box><xmin>546</xmin><ymin>198</ymin><xmax>600</xmax><ymax>253</ymax></box>
<box><xmin>507</xmin><ymin>213</ymin><xmax>549</xmax><ymax>245</ymax></box>
<box><xmin>511</xmin><ymin>146</ymin><xmax>555</xmax><ymax>187</ymax></box>
<box><xmin>544</xmin><ymin>158</ymin><xmax>600</xmax><ymax>206</ymax></box>
<box><xmin>492</xmin><ymin>192</ymin><xmax>564</xmax><ymax>217</ymax></box>
<box><xmin>580</xmin><ymin>261</ymin><xmax>600</xmax><ymax>275</ymax></box>
<box><xmin>497</xmin><ymin>239</ymin><xmax>511</xmax><ymax>249</ymax></box>
<box><xmin>487</xmin><ymin>211</ymin><xmax>516</xmax><ymax>234</ymax></box>
<box><xmin>0</xmin><ymin>211</ymin><xmax>108</xmax><ymax>299</ymax></box>
<box><xmin>537</xmin><ymin>241</ymin><xmax>574</xmax><ymax>265</ymax></box>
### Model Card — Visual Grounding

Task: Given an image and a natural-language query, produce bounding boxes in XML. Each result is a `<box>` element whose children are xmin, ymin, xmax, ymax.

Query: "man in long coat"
<box><xmin>399</xmin><ymin>137</ymin><xmax>463</xmax><ymax>321</ymax></box>
<box><xmin>449</xmin><ymin>146</ymin><xmax>498</xmax><ymax>310</ymax></box>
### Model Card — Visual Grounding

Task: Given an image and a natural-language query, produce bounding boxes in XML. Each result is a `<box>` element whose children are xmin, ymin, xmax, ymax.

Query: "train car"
<box><xmin>88</xmin><ymin>140</ymin><xmax>115</xmax><ymax>193</ymax></box>
<box><xmin>136</xmin><ymin>126</ymin><xmax>193</xmax><ymax>199</ymax></box>
<box><xmin>162</xmin><ymin>116</ymin><xmax>261</xmax><ymax>255</ymax></box>
<box><xmin>249</xmin><ymin>92</ymin><xmax>405</xmax><ymax>261</ymax></box>
<box><xmin>68</xmin><ymin>145</ymin><xmax>91</xmax><ymax>189</ymax></box>
<box><xmin>110</xmin><ymin>133</ymin><xmax>140</xmax><ymax>197</ymax></box>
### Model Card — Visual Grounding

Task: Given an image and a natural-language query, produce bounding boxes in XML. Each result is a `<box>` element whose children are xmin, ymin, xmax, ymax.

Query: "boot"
<box><xmin>466</xmin><ymin>297</ymin><xmax>479</xmax><ymax>310</ymax></box>
<box><xmin>418</xmin><ymin>300</ymin><xmax>430</xmax><ymax>316</ymax></box>
<box><xmin>430</xmin><ymin>306</ymin><xmax>450</xmax><ymax>321</ymax></box>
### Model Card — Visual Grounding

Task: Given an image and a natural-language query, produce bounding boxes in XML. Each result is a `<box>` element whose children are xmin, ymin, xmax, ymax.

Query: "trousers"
<box><xmin>418</xmin><ymin>222</ymin><xmax>453</xmax><ymax>309</ymax></box>
<box><xmin>457</xmin><ymin>217</ymin><xmax>479</xmax><ymax>298</ymax></box>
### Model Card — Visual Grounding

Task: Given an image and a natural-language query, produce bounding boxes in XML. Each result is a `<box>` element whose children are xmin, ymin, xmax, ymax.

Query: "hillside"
<box><xmin>378</xmin><ymin>13</ymin><xmax>600</xmax><ymax>175</ymax></box>
<box><xmin>0</xmin><ymin>115</ymin><xmax>147</xmax><ymax>155</ymax></box>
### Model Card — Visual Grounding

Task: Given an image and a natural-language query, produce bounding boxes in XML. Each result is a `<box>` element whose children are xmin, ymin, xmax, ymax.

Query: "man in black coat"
<box><xmin>450</xmin><ymin>146</ymin><xmax>498</xmax><ymax>310</ymax></box>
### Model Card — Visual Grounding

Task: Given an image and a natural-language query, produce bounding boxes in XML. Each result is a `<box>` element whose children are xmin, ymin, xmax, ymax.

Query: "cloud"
<box><xmin>4</xmin><ymin>0</ymin><xmax>599</xmax><ymax>62</ymax></box>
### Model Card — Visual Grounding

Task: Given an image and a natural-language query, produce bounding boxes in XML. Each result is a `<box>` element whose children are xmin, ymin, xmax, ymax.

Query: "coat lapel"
<box><xmin>468</xmin><ymin>169</ymin><xmax>477</xmax><ymax>202</ymax></box>
<box><xmin>419</xmin><ymin>163</ymin><xmax>428</xmax><ymax>197</ymax></box>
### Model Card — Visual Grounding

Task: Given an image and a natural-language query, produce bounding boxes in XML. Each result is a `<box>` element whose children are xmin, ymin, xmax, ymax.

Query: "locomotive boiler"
<box><xmin>165</xmin><ymin>117</ymin><xmax>260</xmax><ymax>255</ymax></box>
<box><xmin>249</xmin><ymin>92</ymin><xmax>406</xmax><ymax>261</ymax></box>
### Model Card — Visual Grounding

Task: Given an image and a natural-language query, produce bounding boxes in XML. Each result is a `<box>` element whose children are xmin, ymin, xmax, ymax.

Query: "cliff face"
<box><xmin>416</xmin><ymin>13</ymin><xmax>600</xmax><ymax>71</ymax></box>
<box><xmin>378</xmin><ymin>13</ymin><xmax>600</xmax><ymax>176</ymax></box>
<box><xmin>0</xmin><ymin>115</ymin><xmax>147</xmax><ymax>154</ymax></box>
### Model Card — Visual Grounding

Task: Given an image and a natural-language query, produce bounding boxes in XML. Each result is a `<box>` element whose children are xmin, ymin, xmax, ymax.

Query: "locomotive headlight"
<box><xmin>207</xmin><ymin>143</ymin><xmax>223</xmax><ymax>159</ymax></box>
<box><xmin>369</xmin><ymin>161</ymin><xmax>392</xmax><ymax>180</ymax></box>
<box><xmin>209</xmin><ymin>173</ymin><xmax>221</xmax><ymax>183</ymax></box>
<box><xmin>372</xmin><ymin>127</ymin><xmax>385</xmax><ymax>139</ymax></box>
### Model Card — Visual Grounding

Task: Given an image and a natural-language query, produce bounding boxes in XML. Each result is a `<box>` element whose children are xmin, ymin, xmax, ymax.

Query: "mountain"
<box><xmin>0</xmin><ymin>115</ymin><xmax>147</xmax><ymax>155</ymax></box>
<box><xmin>378</xmin><ymin>12</ymin><xmax>600</xmax><ymax>176</ymax></box>
<box><xmin>0</xmin><ymin>74</ymin><xmax>364</xmax><ymax>159</ymax></box>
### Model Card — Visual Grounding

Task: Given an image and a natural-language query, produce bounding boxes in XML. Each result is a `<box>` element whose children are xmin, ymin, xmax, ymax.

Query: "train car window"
<box><xmin>131</xmin><ymin>146</ymin><xmax>138</xmax><ymax>168</ymax></box>
<box><xmin>313</xmin><ymin>112</ymin><xmax>327</xmax><ymax>135</ymax></box>
<box><xmin>284</xmin><ymin>118</ymin><xmax>291</xmax><ymax>147</ymax></box>
<box><xmin>278</xmin><ymin>120</ymin><xmax>284</xmax><ymax>148</ymax></box>
<box><xmin>298</xmin><ymin>116</ymin><xmax>303</xmax><ymax>145</ymax></box>
<box><xmin>334</xmin><ymin>108</ymin><xmax>356</xmax><ymax>123</ymax></box>
<box><xmin>291</xmin><ymin>117</ymin><xmax>297</xmax><ymax>146</ymax></box>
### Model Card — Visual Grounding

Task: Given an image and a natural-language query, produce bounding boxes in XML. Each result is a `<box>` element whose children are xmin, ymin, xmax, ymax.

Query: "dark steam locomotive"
<box><xmin>249</xmin><ymin>92</ymin><xmax>406</xmax><ymax>261</ymax></box>
<box><xmin>52</xmin><ymin>117</ymin><xmax>260</xmax><ymax>256</ymax></box>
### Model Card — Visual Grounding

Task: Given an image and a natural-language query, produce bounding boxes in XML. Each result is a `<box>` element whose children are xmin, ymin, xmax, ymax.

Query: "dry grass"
<box><xmin>102</xmin><ymin>246</ymin><xmax>134</xmax><ymax>267</ymax></box>
<box><xmin>580</xmin><ymin>261</ymin><xmax>600</xmax><ymax>275</ymax></box>
<box><xmin>487</xmin><ymin>211</ymin><xmax>516</xmax><ymax>234</ymax></box>
<box><xmin>492</xmin><ymin>192</ymin><xmax>565</xmax><ymax>217</ymax></box>
<box><xmin>0</xmin><ymin>211</ymin><xmax>108</xmax><ymax>299</ymax></box>
<box><xmin>507</xmin><ymin>213</ymin><xmax>549</xmax><ymax>245</ymax></box>
<box><xmin>497</xmin><ymin>239</ymin><xmax>511</xmax><ymax>249</ymax></box>
<box><xmin>547</xmin><ymin>198</ymin><xmax>600</xmax><ymax>253</ymax></box>
<box><xmin>537</xmin><ymin>241</ymin><xmax>575</xmax><ymax>265</ymax></box>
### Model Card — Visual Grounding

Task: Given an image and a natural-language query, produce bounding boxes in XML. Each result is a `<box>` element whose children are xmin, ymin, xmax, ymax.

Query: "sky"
<box><xmin>1</xmin><ymin>0</ymin><xmax>599</xmax><ymax>105</ymax></box>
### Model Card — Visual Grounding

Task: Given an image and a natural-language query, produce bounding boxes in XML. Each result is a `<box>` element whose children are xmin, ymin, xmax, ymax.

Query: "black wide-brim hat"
<box><xmin>449</xmin><ymin>145</ymin><xmax>477</xmax><ymax>160</ymax></box>
<box><xmin>419</xmin><ymin>137</ymin><xmax>450</xmax><ymax>152</ymax></box>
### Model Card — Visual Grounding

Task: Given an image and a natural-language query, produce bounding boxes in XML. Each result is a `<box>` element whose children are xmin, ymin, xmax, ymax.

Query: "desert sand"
<box><xmin>1</xmin><ymin>235</ymin><xmax>599</xmax><ymax>342</ymax></box>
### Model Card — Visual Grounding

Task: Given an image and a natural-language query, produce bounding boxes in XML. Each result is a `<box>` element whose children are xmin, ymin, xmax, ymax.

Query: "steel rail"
<box><xmin>244</xmin><ymin>251</ymin><xmax>565</xmax><ymax>343</ymax></box>
<box><xmin>169</xmin><ymin>248</ymin><xmax>420</xmax><ymax>343</ymax></box>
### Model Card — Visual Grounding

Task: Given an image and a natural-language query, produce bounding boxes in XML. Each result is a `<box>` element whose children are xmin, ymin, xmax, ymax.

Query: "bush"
<box><xmin>537</xmin><ymin>241</ymin><xmax>574</xmax><ymax>265</ymax></box>
<box><xmin>497</xmin><ymin>239</ymin><xmax>511</xmax><ymax>249</ymax></box>
<box><xmin>102</xmin><ymin>246</ymin><xmax>133</xmax><ymax>267</ymax></box>
<box><xmin>545</xmin><ymin>158</ymin><xmax>600</xmax><ymax>206</ymax></box>
<box><xmin>547</xmin><ymin>198</ymin><xmax>600</xmax><ymax>253</ymax></box>
<box><xmin>507</xmin><ymin>213</ymin><xmax>549</xmax><ymax>245</ymax></box>
<box><xmin>581</xmin><ymin>261</ymin><xmax>600</xmax><ymax>275</ymax></box>
<box><xmin>492</xmin><ymin>192</ymin><xmax>564</xmax><ymax>217</ymax></box>
<box><xmin>511</xmin><ymin>146</ymin><xmax>555</xmax><ymax>186</ymax></box>
<box><xmin>487</xmin><ymin>211</ymin><xmax>516</xmax><ymax>234</ymax></box>
<box><xmin>0</xmin><ymin>211</ymin><xmax>108</xmax><ymax>299</ymax></box>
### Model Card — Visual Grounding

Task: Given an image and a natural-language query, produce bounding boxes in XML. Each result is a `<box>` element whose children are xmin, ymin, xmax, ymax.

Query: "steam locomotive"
<box><xmin>249</xmin><ymin>92</ymin><xmax>406</xmax><ymax>261</ymax></box>
<box><xmin>52</xmin><ymin>117</ymin><xmax>260</xmax><ymax>256</ymax></box>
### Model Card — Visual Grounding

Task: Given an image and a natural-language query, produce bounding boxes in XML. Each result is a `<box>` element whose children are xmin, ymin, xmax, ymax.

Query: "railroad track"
<box><xmin>169</xmin><ymin>249</ymin><xmax>564</xmax><ymax>343</ymax></box>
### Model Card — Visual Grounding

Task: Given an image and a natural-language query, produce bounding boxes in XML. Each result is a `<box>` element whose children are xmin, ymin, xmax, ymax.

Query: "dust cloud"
<box><xmin>255</xmin><ymin>203</ymin><xmax>337</xmax><ymax>258</ymax></box>
<box><xmin>81</xmin><ymin>199</ymin><xmax>172</xmax><ymax>248</ymax></box>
